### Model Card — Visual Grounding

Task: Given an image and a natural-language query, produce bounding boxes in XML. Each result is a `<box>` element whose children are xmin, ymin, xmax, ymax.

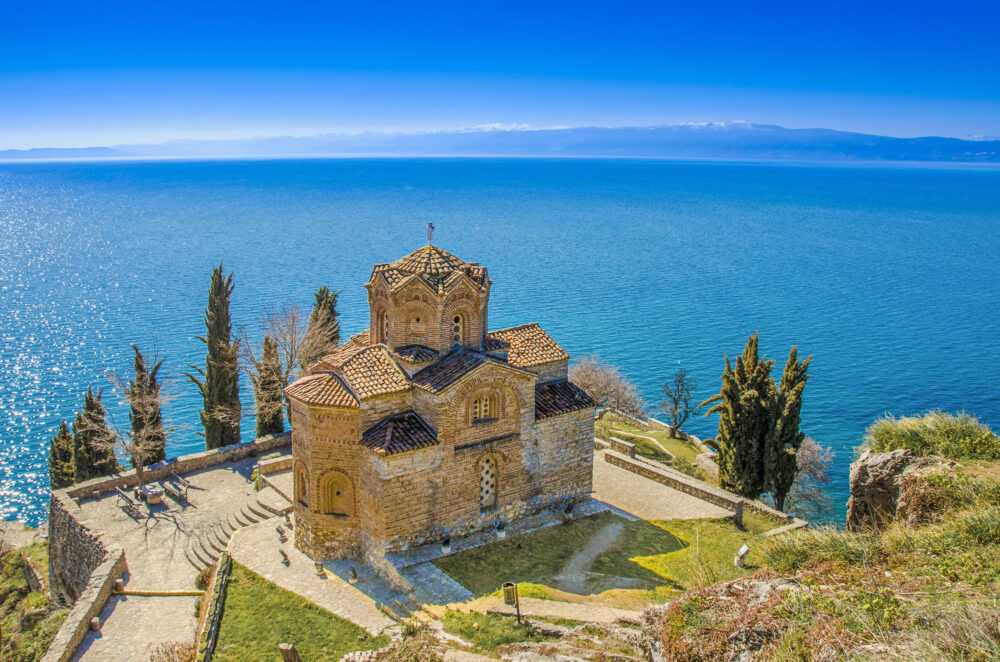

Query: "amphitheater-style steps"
<box><xmin>184</xmin><ymin>494</ymin><xmax>279</xmax><ymax>571</ymax></box>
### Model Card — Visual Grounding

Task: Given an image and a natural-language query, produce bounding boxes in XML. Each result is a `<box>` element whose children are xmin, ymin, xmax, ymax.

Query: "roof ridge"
<box><xmin>488</xmin><ymin>321</ymin><xmax>541</xmax><ymax>334</ymax></box>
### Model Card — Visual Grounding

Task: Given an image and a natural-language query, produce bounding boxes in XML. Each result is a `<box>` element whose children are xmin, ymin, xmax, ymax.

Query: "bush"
<box><xmin>865</xmin><ymin>411</ymin><xmax>1000</xmax><ymax>460</ymax></box>
<box><xmin>899</xmin><ymin>471</ymin><xmax>1000</xmax><ymax>524</ymax></box>
<box><xmin>195</xmin><ymin>564</ymin><xmax>215</xmax><ymax>591</ymax></box>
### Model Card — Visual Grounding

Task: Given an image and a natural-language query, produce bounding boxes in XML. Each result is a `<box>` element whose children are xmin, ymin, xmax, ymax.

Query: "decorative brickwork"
<box><xmin>286</xmin><ymin>245</ymin><xmax>596</xmax><ymax>574</ymax></box>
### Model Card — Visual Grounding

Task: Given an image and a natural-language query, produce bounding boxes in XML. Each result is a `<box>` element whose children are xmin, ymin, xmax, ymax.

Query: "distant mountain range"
<box><xmin>3</xmin><ymin>122</ymin><xmax>1000</xmax><ymax>163</ymax></box>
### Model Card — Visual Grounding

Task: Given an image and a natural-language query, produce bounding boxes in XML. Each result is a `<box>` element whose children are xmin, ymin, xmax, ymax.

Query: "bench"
<box><xmin>167</xmin><ymin>473</ymin><xmax>191</xmax><ymax>500</ymax></box>
<box><xmin>116</xmin><ymin>487</ymin><xmax>143</xmax><ymax>518</ymax></box>
<box><xmin>162</xmin><ymin>482</ymin><xmax>185</xmax><ymax>502</ymax></box>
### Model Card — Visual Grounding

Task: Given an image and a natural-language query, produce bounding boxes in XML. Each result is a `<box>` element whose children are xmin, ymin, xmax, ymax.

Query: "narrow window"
<box><xmin>479</xmin><ymin>458</ymin><xmax>498</xmax><ymax>511</ymax></box>
<box><xmin>377</xmin><ymin>311</ymin><xmax>387</xmax><ymax>343</ymax></box>
<box><xmin>452</xmin><ymin>315</ymin><xmax>463</xmax><ymax>345</ymax></box>
<box><xmin>473</xmin><ymin>397</ymin><xmax>482</xmax><ymax>420</ymax></box>
<box><xmin>481</xmin><ymin>396</ymin><xmax>491</xmax><ymax>418</ymax></box>
<box><xmin>295</xmin><ymin>467</ymin><xmax>308</xmax><ymax>508</ymax></box>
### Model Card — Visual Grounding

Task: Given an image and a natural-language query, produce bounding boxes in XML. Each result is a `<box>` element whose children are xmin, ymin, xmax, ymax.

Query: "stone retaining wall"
<box><xmin>63</xmin><ymin>432</ymin><xmax>291</xmax><ymax>500</ymax></box>
<box><xmin>605</xmin><ymin>436</ymin><xmax>636</xmax><ymax>459</ymax></box>
<box><xmin>40</xmin><ymin>549</ymin><xmax>127</xmax><ymax>662</ymax></box>
<box><xmin>48</xmin><ymin>495</ymin><xmax>110</xmax><ymax>603</ymax></box>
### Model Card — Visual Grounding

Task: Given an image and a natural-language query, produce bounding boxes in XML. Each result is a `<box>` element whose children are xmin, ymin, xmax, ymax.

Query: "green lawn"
<box><xmin>595</xmin><ymin>419</ymin><xmax>701</xmax><ymax>465</ymax></box>
<box><xmin>442</xmin><ymin>611</ymin><xmax>554</xmax><ymax>651</ymax></box>
<box><xmin>215</xmin><ymin>562</ymin><xmax>387</xmax><ymax>662</ymax></box>
<box><xmin>433</xmin><ymin>512</ymin><xmax>767</xmax><ymax>607</ymax></box>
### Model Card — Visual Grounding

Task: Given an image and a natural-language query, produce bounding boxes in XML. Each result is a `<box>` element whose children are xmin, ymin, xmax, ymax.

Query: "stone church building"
<box><xmin>284</xmin><ymin>244</ymin><xmax>596</xmax><ymax>566</ymax></box>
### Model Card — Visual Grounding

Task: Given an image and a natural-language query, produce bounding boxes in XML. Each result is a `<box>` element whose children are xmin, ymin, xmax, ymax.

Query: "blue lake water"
<box><xmin>1</xmin><ymin>157</ymin><xmax>999</xmax><ymax>526</ymax></box>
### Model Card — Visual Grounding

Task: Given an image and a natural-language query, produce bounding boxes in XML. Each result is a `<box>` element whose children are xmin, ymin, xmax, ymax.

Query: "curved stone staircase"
<box><xmin>184</xmin><ymin>494</ymin><xmax>286</xmax><ymax>572</ymax></box>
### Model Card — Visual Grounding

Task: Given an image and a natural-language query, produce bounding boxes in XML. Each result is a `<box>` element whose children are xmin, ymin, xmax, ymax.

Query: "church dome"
<box><xmin>391</xmin><ymin>245</ymin><xmax>467</xmax><ymax>278</ymax></box>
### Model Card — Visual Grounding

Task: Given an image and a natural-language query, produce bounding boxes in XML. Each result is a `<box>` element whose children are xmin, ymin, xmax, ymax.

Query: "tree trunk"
<box><xmin>775</xmin><ymin>493</ymin><xmax>786</xmax><ymax>512</ymax></box>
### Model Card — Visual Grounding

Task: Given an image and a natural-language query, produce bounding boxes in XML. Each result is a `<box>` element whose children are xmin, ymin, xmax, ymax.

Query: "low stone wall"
<box><xmin>41</xmin><ymin>549</ymin><xmax>127</xmax><ymax>662</ymax></box>
<box><xmin>603</xmin><ymin>450</ymin><xmax>744</xmax><ymax>523</ymax></box>
<box><xmin>606</xmin><ymin>436</ymin><xmax>636</xmax><ymax>459</ymax></box>
<box><xmin>64</xmin><ymin>432</ymin><xmax>291</xmax><ymax>500</ymax></box>
<box><xmin>196</xmin><ymin>552</ymin><xmax>231</xmax><ymax>661</ymax></box>
<box><xmin>21</xmin><ymin>552</ymin><xmax>45</xmax><ymax>593</ymax></box>
<box><xmin>48</xmin><ymin>495</ymin><xmax>109</xmax><ymax>603</ymax></box>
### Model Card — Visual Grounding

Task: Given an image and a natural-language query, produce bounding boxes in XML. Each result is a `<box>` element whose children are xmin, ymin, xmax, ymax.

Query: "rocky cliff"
<box><xmin>846</xmin><ymin>448</ymin><xmax>953</xmax><ymax>531</ymax></box>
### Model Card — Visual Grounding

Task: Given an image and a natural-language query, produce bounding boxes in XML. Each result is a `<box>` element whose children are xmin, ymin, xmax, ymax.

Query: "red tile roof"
<box><xmin>534</xmin><ymin>380</ymin><xmax>597</xmax><ymax>420</ymax></box>
<box><xmin>285</xmin><ymin>373</ymin><xmax>359</xmax><ymax>408</ymax></box>
<box><xmin>368</xmin><ymin>245</ymin><xmax>489</xmax><ymax>292</ymax></box>
<box><xmin>361</xmin><ymin>411</ymin><xmax>438</xmax><ymax>456</ymax></box>
<box><xmin>485</xmin><ymin>323</ymin><xmax>569</xmax><ymax>368</ymax></box>
<box><xmin>338</xmin><ymin>345</ymin><xmax>411</xmax><ymax>399</ymax></box>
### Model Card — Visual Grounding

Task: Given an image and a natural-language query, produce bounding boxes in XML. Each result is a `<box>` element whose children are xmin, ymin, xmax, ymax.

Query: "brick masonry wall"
<box><xmin>40</xmin><ymin>549</ymin><xmax>126</xmax><ymax>662</ymax></box>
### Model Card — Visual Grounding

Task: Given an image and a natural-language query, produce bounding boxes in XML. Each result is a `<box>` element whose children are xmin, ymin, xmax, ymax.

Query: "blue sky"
<box><xmin>2</xmin><ymin>0</ymin><xmax>999</xmax><ymax>149</ymax></box>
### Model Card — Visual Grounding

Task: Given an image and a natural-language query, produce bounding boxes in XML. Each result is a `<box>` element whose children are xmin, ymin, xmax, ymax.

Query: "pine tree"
<box><xmin>48</xmin><ymin>421</ymin><xmax>75</xmax><ymax>489</ymax></box>
<box><xmin>129</xmin><ymin>345</ymin><xmax>166</xmax><ymax>464</ymax></box>
<box><xmin>766</xmin><ymin>347</ymin><xmax>811</xmax><ymax>511</ymax></box>
<box><xmin>72</xmin><ymin>388</ymin><xmax>119</xmax><ymax>482</ymax></box>
<box><xmin>187</xmin><ymin>264</ymin><xmax>242</xmax><ymax>450</ymax></box>
<box><xmin>310</xmin><ymin>286</ymin><xmax>341</xmax><ymax>347</ymax></box>
<box><xmin>700</xmin><ymin>333</ymin><xmax>776</xmax><ymax>499</ymax></box>
<box><xmin>253</xmin><ymin>335</ymin><xmax>285</xmax><ymax>436</ymax></box>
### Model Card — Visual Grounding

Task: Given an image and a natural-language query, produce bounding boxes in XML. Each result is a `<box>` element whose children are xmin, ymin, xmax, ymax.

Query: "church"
<box><xmin>284</xmin><ymin>239</ymin><xmax>596</xmax><ymax>567</ymax></box>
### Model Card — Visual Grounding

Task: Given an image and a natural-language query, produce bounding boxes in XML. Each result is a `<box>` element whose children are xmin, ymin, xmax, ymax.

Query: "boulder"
<box><xmin>846</xmin><ymin>449</ymin><xmax>951</xmax><ymax>531</ymax></box>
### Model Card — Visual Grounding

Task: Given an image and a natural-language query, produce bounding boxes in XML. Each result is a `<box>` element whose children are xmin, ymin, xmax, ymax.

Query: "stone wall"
<box><xmin>63</xmin><ymin>432</ymin><xmax>292</xmax><ymax>500</ymax></box>
<box><xmin>48</xmin><ymin>494</ymin><xmax>109</xmax><ymax>603</ymax></box>
<box><xmin>605</xmin><ymin>436</ymin><xmax>636</xmax><ymax>458</ymax></box>
<box><xmin>41</xmin><ymin>549</ymin><xmax>127</xmax><ymax>662</ymax></box>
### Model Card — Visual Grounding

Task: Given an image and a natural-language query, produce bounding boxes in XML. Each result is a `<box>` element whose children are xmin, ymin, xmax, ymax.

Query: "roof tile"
<box><xmin>485</xmin><ymin>323</ymin><xmax>569</xmax><ymax>368</ymax></box>
<box><xmin>339</xmin><ymin>345</ymin><xmax>411</xmax><ymax>399</ymax></box>
<box><xmin>361</xmin><ymin>411</ymin><xmax>438</xmax><ymax>456</ymax></box>
<box><xmin>285</xmin><ymin>373</ymin><xmax>359</xmax><ymax>408</ymax></box>
<box><xmin>535</xmin><ymin>380</ymin><xmax>597</xmax><ymax>420</ymax></box>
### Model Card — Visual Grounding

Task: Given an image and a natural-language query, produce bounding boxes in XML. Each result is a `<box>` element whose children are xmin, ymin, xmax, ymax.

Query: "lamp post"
<box><xmin>502</xmin><ymin>582</ymin><xmax>521</xmax><ymax>624</ymax></box>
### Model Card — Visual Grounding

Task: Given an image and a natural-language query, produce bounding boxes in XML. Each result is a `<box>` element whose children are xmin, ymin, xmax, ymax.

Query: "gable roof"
<box><xmin>338</xmin><ymin>345</ymin><xmax>411</xmax><ymax>399</ymax></box>
<box><xmin>535</xmin><ymin>380</ymin><xmax>597</xmax><ymax>420</ymax></box>
<box><xmin>361</xmin><ymin>411</ymin><xmax>438</xmax><ymax>456</ymax></box>
<box><xmin>393</xmin><ymin>344</ymin><xmax>440</xmax><ymax>365</ymax></box>
<box><xmin>285</xmin><ymin>372</ymin><xmax>359</xmax><ymax>408</ymax></box>
<box><xmin>411</xmin><ymin>345</ymin><xmax>531</xmax><ymax>393</ymax></box>
<box><xmin>485</xmin><ymin>323</ymin><xmax>570</xmax><ymax>368</ymax></box>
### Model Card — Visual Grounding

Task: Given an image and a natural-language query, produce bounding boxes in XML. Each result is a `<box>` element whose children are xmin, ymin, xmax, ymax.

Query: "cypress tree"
<box><xmin>186</xmin><ymin>264</ymin><xmax>241</xmax><ymax>450</ymax></box>
<box><xmin>253</xmin><ymin>335</ymin><xmax>285</xmax><ymax>437</ymax></box>
<box><xmin>310</xmin><ymin>286</ymin><xmax>341</xmax><ymax>347</ymax></box>
<box><xmin>700</xmin><ymin>333</ymin><xmax>776</xmax><ymax>499</ymax></box>
<box><xmin>766</xmin><ymin>347</ymin><xmax>811</xmax><ymax>511</ymax></box>
<box><xmin>72</xmin><ymin>388</ymin><xmax>119</xmax><ymax>482</ymax></box>
<box><xmin>129</xmin><ymin>344</ymin><xmax>166</xmax><ymax>464</ymax></box>
<box><xmin>48</xmin><ymin>421</ymin><xmax>75</xmax><ymax>489</ymax></box>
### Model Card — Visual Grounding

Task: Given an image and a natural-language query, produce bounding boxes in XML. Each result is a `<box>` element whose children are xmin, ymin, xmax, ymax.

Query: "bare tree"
<box><xmin>569</xmin><ymin>356</ymin><xmax>645</xmax><ymax>418</ymax></box>
<box><xmin>80</xmin><ymin>352</ymin><xmax>176</xmax><ymax>487</ymax></box>
<box><xmin>783</xmin><ymin>436</ymin><xmax>834</xmax><ymax>521</ymax></box>
<box><xmin>246</xmin><ymin>305</ymin><xmax>340</xmax><ymax>391</ymax></box>
<box><xmin>660</xmin><ymin>367</ymin><xmax>695</xmax><ymax>438</ymax></box>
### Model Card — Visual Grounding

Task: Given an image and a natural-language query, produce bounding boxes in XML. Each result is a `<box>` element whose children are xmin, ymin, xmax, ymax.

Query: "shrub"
<box><xmin>899</xmin><ymin>471</ymin><xmax>1000</xmax><ymax>524</ymax></box>
<box><xmin>865</xmin><ymin>411</ymin><xmax>1000</xmax><ymax>460</ymax></box>
<box><xmin>195</xmin><ymin>564</ymin><xmax>215</xmax><ymax>591</ymax></box>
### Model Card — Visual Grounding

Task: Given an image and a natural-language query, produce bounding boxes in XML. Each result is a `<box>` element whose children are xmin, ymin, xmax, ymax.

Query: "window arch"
<box><xmin>319</xmin><ymin>471</ymin><xmax>354</xmax><ymax>517</ymax></box>
<box><xmin>452</xmin><ymin>314</ymin><xmax>464</xmax><ymax>346</ymax></box>
<box><xmin>479</xmin><ymin>458</ymin><xmax>498</xmax><ymax>511</ymax></box>
<box><xmin>294</xmin><ymin>464</ymin><xmax>309</xmax><ymax>508</ymax></box>
<box><xmin>376</xmin><ymin>310</ymin><xmax>388</xmax><ymax>343</ymax></box>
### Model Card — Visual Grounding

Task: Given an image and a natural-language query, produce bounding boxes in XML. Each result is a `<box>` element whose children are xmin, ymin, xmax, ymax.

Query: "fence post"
<box><xmin>279</xmin><ymin>643</ymin><xmax>303</xmax><ymax>662</ymax></box>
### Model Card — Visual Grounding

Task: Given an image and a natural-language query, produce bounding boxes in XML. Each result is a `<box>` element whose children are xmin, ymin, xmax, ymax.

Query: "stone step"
<box><xmin>234</xmin><ymin>508</ymin><xmax>254</xmax><ymax>527</ymax></box>
<box><xmin>199</xmin><ymin>536</ymin><xmax>222</xmax><ymax>562</ymax></box>
<box><xmin>221</xmin><ymin>514</ymin><xmax>238</xmax><ymax>536</ymax></box>
<box><xmin>379</xmin><ymin>601</ymin><xmax>408</xmax><ymax>622</ymax></box>
<box><xmin>184</xmin><ymin>541</ymin><xmax>207</xmax><ymax>572</ymax></box>
<box><xmin>205</xmin><ymin>532</ymin><xmax>227</xmax><ymax>555</ymax></box>
<box><xmin>190</xmin><ymin>539</ymin><xmax>215</xmax><ymax>569</ymax></box>
<box><xmin>246</xmin><ymin>502</ymin><xmax>272</xmax><ymax>521</ymax></box>
<box><xmin>212</xmin><ymin>527</ymin><xmax>231</xmax><ymax>551</ymax></box>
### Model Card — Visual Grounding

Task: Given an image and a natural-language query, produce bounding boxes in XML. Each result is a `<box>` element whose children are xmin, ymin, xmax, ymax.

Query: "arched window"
<box><xmin>377</xmin><ymin>310</ymin><xmax>388</xmax><ymax>343</ymax></box>
<box><xmin>295</xmin><ymin>465</ymin><xmax>309</xmax><ymax>508</ymax></box>
<box><xmin>479</xmin><ymin>458</ymin><xmax>498</xmax><ymax>511</ymax></box>
<box><xmin>473</xmin><ymin>396</ymin><xmax>492</xmax><ymax>421</ymax></box>
<box><xmin>452</xmin><ymin>315</ymin><xmax>463</xmax><ymax>346</ymax></box>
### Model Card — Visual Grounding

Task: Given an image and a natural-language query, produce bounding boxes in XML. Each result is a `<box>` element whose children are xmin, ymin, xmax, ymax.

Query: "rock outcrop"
<box><xmin>846</xmin><ymin>449</ymin><xmax>952</xmax><ymax>531</ymax></box>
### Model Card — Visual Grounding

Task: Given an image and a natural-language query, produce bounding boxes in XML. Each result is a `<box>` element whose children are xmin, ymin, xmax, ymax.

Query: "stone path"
<box><xmin>592</xmin><ymin>450</ymin><xmax>732</xmax><ymax>521</ymax></box>
<box><xmin>228</xmin><ymin>519</ymin><xmax>394</xmax><ymax>635</ymax></box>
<box><xmin>70</xmin><ymin>592</ymin><xmax>198</xmax><ymax>662</ymax></box>
<box><xmin>471</xmin><ymin>595</ymin><xmax>642</xmax><ymax>625</ymax></box>
<box><xmin>400</xmin><ymin>562</ymin><xmax>474</xmax><ymax>605</ymax></box>
<box><xmin>548</xmin><ymin>520</ymin><xmax>624</xmax><ymax>595</ymax></box>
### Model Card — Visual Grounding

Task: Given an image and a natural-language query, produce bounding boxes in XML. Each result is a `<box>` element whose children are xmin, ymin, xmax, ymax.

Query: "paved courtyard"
<box><xmin>592</xmin><ymin>450</ymin><xmax>733</xmax><ymax>520</ymax></box>
<box><xmin>69</xmin><ymin>453</ymin><xmax>292</xmax><ymax>661</ymax></box>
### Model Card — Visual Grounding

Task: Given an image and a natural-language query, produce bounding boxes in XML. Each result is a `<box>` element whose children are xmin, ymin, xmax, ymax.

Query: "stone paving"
<box><xmin>70</xmin><ymin>592</ymin><xmax>198</xmax><ymax>662</ymax></box>
<box><xmin>228</xmin><ymin>519</ymin><xmax>394</xmax><ymax>635</ymax></box>
<box><xmin>481</xmin><ymin>595</ymin><xmax>641</xmax><ymax>625</ymax></box>
<box><xmin>67</xmin><ymin>451</ymin><xmax>293</xmax><ymax>661</ymax></box>
<box><xmin>592</xmin><ymin>450</ymin><xmax>733</xmax><ymax>520</ymax></box>
<box><xmin>400</xmin><ymin>562</ymin><xmax>474</xmax><ymax>605</ymax></box>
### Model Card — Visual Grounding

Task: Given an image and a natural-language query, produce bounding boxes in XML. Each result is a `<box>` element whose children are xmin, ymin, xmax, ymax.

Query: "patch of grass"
<box><xmin>595</xmin><ymin>420</ymin><xmax>701</xmax><ymax>465</ymax></box>
<box><xmin>214</xmin><ymin>562</ymin><xmax>387</xmax><ymax>662</ymax></box>
<box><xmin>865</xmin><ymin>411</ymin><xmax>1000</xmax><ymax>460</ymax></box>
<box><xmin>0</xmin><ymin>546</ymin><xmax>67</xmax><ymax>662</ymax></box>
<box><xmin>441</xmin><ymin>610</ymin><xmax>552</xmax><ymax>651</ymax></box>
<box><xmin>742</xmin><ymin>511</ymin><xmax>786</xmax><ymax>535</ymax></box>
<box><xmin>435</xmin><ymin>513</ymin><xmax>767</xmax><ymax>608</ymax></box>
